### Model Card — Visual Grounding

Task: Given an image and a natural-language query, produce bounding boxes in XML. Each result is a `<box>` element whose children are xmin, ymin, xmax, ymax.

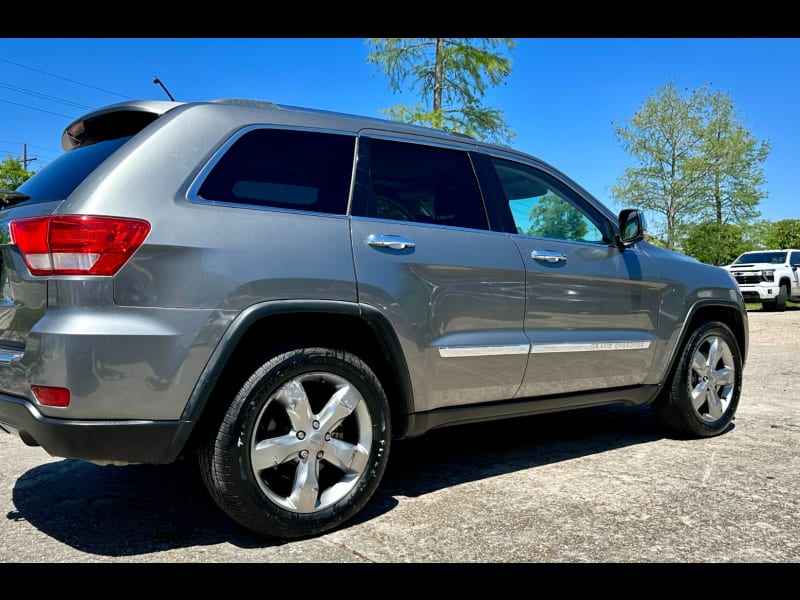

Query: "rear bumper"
<box><xmin>0</xmin><ymin>392</ymin><xmax>194</xmax><ymax>464</ymax></box>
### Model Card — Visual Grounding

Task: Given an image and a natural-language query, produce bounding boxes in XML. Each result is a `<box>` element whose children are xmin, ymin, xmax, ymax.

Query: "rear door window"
<box><xmin>351</xmin><ymin>137</ymin><xmax>489</xmax><ymax>230</ymax></box>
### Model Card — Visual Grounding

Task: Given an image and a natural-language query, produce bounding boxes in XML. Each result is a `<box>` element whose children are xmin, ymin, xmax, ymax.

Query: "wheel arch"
<box><xmin>179</xmin><ymin>300</ymin><xmax>415</xmax><ymax>453</ymax></box>
<box><xmin>656</xmin><ymin>299</ymin><xmax>749</xmax><ymax>391</ymax></box>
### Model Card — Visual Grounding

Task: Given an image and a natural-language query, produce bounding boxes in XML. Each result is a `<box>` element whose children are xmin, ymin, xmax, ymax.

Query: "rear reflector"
<box><xmin>31</xmin><ymin>385</ymin><xmax>71</xmax><ymax>407</ymax></box>
<box><xmin>10</xmin><ymin>215</ymin><xmax>151</xmax><ymax>276</ymax></box>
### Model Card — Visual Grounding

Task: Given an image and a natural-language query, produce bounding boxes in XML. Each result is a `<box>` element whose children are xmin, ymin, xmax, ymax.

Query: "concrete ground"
<box><xmin>0</xmin><ymin>309</ymin><xmax>797</xmax><ymax>563</ymax></box>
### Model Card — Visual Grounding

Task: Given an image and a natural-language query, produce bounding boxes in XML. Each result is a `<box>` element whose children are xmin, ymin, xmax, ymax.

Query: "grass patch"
<box><xmin>746</xmin><ymin>301</ymin><xmax>799</xmax><ymax>312</ymax></box>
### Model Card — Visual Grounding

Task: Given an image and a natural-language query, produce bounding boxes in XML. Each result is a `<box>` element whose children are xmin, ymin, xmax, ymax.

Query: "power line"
<box><xmin>0</xmin><ymin>57</ymin><xmax>131</xmax><ymax>100</ymax></box>
<box><xmin>0</xmin><ymin>98</ymin><xmax>75</xmax><ymax>119</ymax></box>
<box><xmin>0</xmin><ymin>81</ymin><xmax>95</xmax><ymax>110</ymax></box>
<box><xmin>0</xmin><ymin>140</ymin><xmax>61</xmax><ymax>154</ymax></box>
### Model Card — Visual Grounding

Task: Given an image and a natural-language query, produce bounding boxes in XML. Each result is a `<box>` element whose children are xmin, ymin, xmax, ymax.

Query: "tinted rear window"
<box><xmin>17</xmin><ymin>136</ymin><xmax>132</xmax><ymax>203</ymax></box>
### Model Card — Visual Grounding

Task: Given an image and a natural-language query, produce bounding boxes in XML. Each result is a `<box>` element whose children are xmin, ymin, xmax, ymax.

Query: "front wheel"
<box><xmin>197</xmin><ymin>347</ymin><xmax>391</xmax><ymax>539</ymax></box>
<box><xmin>651</xmin><ymin>321</ymin><xmax>742</xmax><ymax>438</ymax></box>
<box><xmin>775</xmin><ymin>284</ymin><xmax>788</xmax><ymax>312</ymax></box>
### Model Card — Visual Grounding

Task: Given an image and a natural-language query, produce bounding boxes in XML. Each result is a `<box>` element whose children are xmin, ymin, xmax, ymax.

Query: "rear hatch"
<box><xmin>0</xmin><ymin>102</ymin><xmax>174</xmax><ymax>375</ymax></box>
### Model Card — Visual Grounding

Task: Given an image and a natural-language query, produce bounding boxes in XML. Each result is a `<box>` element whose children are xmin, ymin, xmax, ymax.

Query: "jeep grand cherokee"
<box><xmin>0</xmin><ymin>98</ymin><xmax>748</xmax><ymax>539</ymax></box>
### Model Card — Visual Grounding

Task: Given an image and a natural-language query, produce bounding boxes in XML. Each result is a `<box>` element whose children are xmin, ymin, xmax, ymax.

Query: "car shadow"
<box><xmin>9</xmin><ymin>403</ymin><xmax>670</xmax><ymax>556</ymax></box>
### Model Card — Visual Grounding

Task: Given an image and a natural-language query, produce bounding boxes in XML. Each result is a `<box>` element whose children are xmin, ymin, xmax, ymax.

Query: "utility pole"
<box><xmin>22</xmin><ymin>143</ymin><xmax>37</xmax><ymax>172</ymax></box>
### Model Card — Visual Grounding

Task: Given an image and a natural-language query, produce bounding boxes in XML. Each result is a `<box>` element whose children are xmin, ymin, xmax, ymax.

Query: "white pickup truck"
<box><xmin>723</xmin><ymin>249</ymin><xmax>800</xmax><ymax>311</ymax></box>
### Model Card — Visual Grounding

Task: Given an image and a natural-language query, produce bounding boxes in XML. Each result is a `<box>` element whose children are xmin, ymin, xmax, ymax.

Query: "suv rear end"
<box><xmin>0</xmin><ymin>101</ymin><xmax>203</xmax><ymax>461</ymax></box>
<box><xmin>0</xmin><ymin>99</ymin><xmax>365</xmax><ymax>463</ymax></box>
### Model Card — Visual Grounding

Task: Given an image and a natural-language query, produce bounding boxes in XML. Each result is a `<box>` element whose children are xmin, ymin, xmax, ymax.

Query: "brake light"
<box><xmin>10</xmin><ymin>215</ymin><xmax>150</xmax><ymax>276</ymax></box>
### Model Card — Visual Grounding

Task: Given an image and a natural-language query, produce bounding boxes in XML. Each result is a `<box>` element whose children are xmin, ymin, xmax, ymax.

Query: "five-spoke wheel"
<box><xmin>198</xmin><ymin>347</ymin><xmax>391</xmax><ymax>539</ymax></box>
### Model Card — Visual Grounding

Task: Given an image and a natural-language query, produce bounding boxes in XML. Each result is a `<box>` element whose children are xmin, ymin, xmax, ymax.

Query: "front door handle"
<box><xmin>367</xmin><ymin>234</ymin><xmax>416</xmax><ymax>250</ymax></box>
<box><xmin>531</xmin><ymin>250</ymin><xmax>567</xmax><ymax>263</ymax></box>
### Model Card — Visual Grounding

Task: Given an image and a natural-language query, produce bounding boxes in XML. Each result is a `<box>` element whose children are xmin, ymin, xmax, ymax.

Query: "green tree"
<box><xmin>611</xmin><ymin>80</ymin><xmax>769</xmax><ymax>250</ymax></box>
<box><xmin>702</xmin><ymin>90</ymin><xmax>769</xmax><ymax>226</ymax></box>
<box><xmin>366</xmin><ymin>38</ymin><xmax>517</xmax><ymax>145</ymax></box>
<box><xmin>742</xmin><ymin>219</ymin><xmax>774</xmax><ymax>250</ymax></box>
<box><xmin>0</xmin><ymin>156</ymin><xmax>33</xmax><ymax>190</ymax></box>
<box><xmin>764</xmin><ymin>219</ymin><xmax>800</xmax><ymax>249</ymax></box>
<box><xmin>681</xmin><ymin>221</ymin><xmax>749</xmax><ymax>265</ymax></box>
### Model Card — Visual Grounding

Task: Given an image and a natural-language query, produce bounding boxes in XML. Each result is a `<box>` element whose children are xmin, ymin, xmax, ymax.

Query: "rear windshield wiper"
<box><xmin>0</xmin><ymin>189</ymin><xmax>31</xmax><ymax>207</ymax></box>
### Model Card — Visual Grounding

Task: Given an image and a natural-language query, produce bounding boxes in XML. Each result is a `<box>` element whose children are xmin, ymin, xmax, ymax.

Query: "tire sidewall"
<box><xmin>677</xmin><ymin>322</ymin><xmax>742</xmax><ymax>436</ymax></box>
<box><xmin>226</xmin><ymin>348</ymin><xmax>390</xmax><ymax>537</ymax></box>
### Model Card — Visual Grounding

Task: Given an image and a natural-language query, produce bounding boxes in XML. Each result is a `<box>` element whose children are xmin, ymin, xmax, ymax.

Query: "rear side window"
<box><xmin>16</xmin><ymin>136</ymin><xmax>132</xmax><ymax>203</ymax></box>
<box><xmin>197</xmin><ymin>128</ymin><xmax>356</xmax><ymax>215</ymax></box>
<box><xmin>352</xmin><ymin>137</ymin><xmax>489</xmax><ymax>230</ymax></box>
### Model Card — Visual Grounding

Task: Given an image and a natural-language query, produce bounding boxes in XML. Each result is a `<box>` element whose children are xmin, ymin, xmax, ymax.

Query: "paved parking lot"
<box><xmin>1</xmin><ymin>309</ymin><xmax>798</xmax><ymax>563</ymax></box>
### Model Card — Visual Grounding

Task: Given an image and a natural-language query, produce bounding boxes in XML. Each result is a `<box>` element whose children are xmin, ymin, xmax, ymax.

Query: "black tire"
<box><xmin>651</xmin><ymin>321</ymin><xmax>742</xmax><ymax>438</ymax></box>
<box><xmin>197</xmin><ymin>347</ymin><xmax>391</xmax><ymax>539</ymax></box>
<box><xmin>775</xmin><ymin>285</ymin><xmax>787</xmax><ymax>312</ymax></box>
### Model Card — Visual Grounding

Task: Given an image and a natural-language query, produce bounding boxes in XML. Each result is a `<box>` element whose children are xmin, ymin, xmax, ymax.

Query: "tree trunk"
<box><xmin>433</xmin><ymin>38</ymin><xmax>444</xmax><ymax>113</ymax></box>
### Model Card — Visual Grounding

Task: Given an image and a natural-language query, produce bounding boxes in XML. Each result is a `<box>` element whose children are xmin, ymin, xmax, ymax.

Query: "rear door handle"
<box><xmin>367</xmin><ymin>234</ymin><xmax>416</xmax><ymax>250</ymax></box>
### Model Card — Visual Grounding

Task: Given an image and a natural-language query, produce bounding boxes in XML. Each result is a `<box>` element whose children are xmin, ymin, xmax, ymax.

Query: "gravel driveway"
<box><xmin>1</xmin><ymin>308</ymin><xmax>798</xmax><ymax>563</ymax></box>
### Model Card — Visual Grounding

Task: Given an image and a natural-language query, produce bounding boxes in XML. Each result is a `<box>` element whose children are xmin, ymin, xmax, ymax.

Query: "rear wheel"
<box><xmin>197</xmin><ymin>347</ymin><xmax>391</xmax><ymax>539</ymax></box>
<box><xmin>651</xmin><ymin>321</ymin><xmax>742</xmax><ymax>438</ymax></box>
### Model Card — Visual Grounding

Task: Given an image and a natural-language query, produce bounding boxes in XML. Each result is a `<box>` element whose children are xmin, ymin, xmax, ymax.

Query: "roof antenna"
<box><xmin>153</xmin><ymin>76</ymin><xmax>175</xmax><ymax>101</ymax></box>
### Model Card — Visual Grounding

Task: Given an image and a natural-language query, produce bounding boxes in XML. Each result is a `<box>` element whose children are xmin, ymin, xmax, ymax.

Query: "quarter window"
<box><xmin>197</xmin><ymin>128</ymin><xmax>355</xmax><ymax>215</ymax></box>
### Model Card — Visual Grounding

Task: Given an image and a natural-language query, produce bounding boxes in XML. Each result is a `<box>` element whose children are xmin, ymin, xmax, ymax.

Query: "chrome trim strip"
<box><xmin>531</xmin><ymin>341</ymin><xmax>652</xmax><ymax>354</ymax></box>
<box><xmin>0</xmin><ymin>350</ymin><xmax>23</xmax><ymax>365</ymax></box>
<box><xmin>438</xmin><ymin>340</ymin><xmax>652</xmax><ymax>358</ymax></box>
<box><xmin>438</xmin><ymin>344</ymin><xmax>530</xmax><ymax>358</ymax></box>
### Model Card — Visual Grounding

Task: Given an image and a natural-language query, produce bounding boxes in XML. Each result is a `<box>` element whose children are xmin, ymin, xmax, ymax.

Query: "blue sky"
<box><xmin>0</xmin><ymin>38</ymin><xmax>797</xmax><ymax>223</ymax></box>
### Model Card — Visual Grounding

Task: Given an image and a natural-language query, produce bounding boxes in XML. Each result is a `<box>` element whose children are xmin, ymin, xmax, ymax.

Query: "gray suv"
<box><xmin>0</xmin><ymin>98</ymin><xmax>748</xmax><ymax>539</ymax></box>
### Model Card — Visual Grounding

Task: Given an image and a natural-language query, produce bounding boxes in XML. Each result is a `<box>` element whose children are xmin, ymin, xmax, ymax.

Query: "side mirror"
<box><xmin>618</xmin><ymin>209</ymin><xmax>646</xmax><ymax>247</ymax></box>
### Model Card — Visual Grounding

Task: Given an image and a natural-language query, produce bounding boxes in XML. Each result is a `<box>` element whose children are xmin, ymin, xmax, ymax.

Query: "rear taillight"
<box><xmin>9</xmin><ymin>215</ymin><xmax>151</xmax><ymax>276</ymax></box>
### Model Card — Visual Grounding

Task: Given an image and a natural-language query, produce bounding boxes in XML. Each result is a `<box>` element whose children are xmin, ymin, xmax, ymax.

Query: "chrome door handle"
<box><xmin>531</xmin><ymin>250</ymin><xmax>566</xmax><ymax>263</ymax></box>
<box><xmin>366</xmin><ymin>234</ymin><xmax>416</xmax><ymax>250</ymax></box>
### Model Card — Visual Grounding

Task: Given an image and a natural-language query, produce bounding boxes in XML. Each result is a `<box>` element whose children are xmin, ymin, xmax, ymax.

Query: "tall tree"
<box><xmin>610</xmin><ymin>81</ymin><xmax>709</xmax><ymax>250</ymax></box>
<box><xmin>702</xmin><ymin>90</ymin><xmax>769</xmax><ymax>226</ymax></box>
<box><xmin>610</xmin><ymin>80</ymin><xmax>769</xmax><ymax>250</ymax></box>
<box><xmin>366</xmin><ymin>38</ymin><xmax>517</xmax><ymax>145</ymax></box>
<box><xmin>0</xmin><ymin>156</ymin><xmax>33</xmax><ymax>190</ymax></box>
